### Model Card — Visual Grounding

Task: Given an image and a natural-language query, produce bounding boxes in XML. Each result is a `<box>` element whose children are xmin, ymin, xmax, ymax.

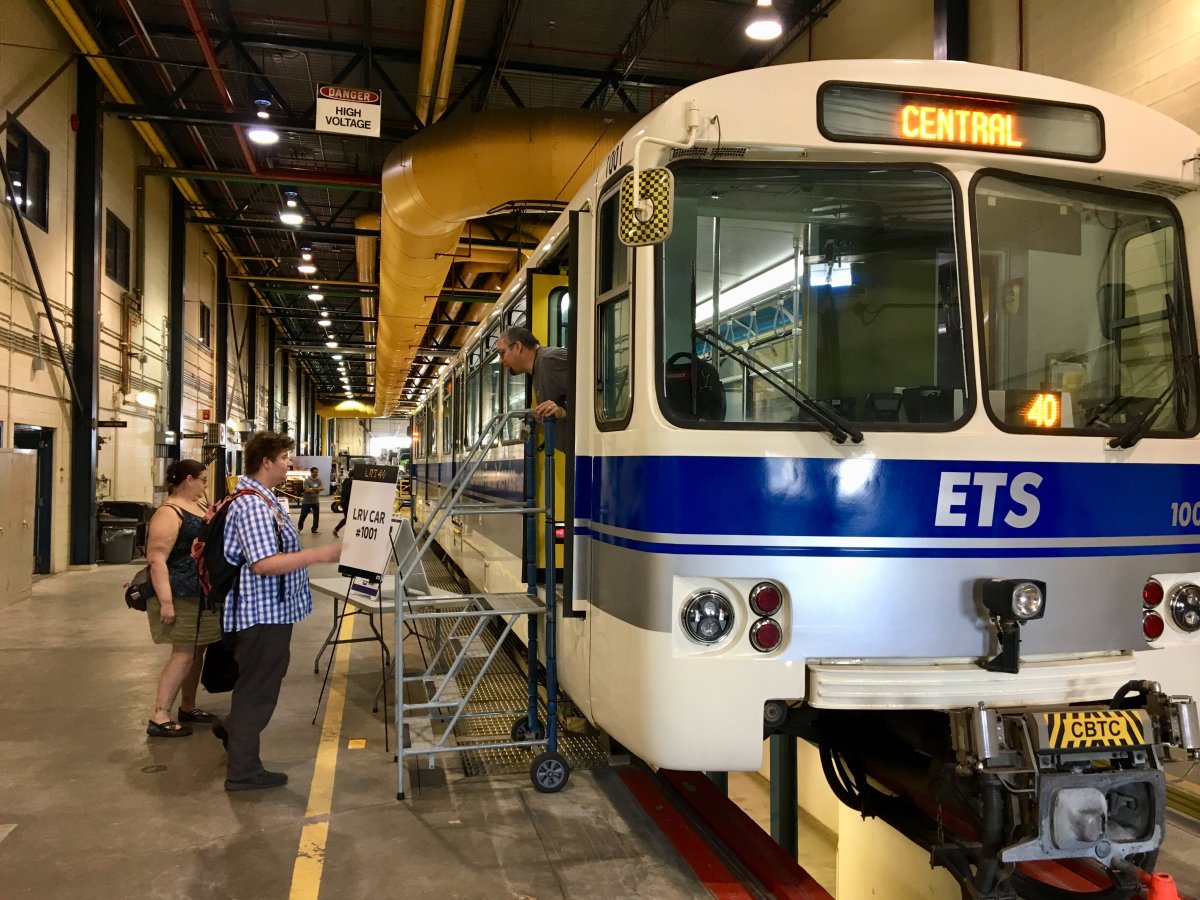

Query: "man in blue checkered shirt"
<box><xmin>221</xmin><ymin>431</ymin><xmax>341</xmax><ymax>792</ymax></box>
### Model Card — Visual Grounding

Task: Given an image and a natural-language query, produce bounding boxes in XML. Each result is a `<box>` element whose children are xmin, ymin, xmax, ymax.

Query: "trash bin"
<box><xmin>98</xmin><ymin>501</ymin><xmax>155</xmax><ymax>557</ymax></box>
<box><xmin>98</xmin><ymin>516</ymin><xmax>139</xmax><ymax>564</ymax></box>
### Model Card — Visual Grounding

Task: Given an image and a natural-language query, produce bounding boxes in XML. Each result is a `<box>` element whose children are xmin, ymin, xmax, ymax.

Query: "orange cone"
<box><xmin>1146</xmin><ymin>872</ymin><xmax>1180</xmax><ymax>900</ymax></box>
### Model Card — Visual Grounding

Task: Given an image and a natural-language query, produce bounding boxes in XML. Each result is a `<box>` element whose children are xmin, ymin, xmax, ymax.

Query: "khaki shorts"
<box><xmin>147</xmin><ymin>596</ymin><xmax>222</xmax><ymax>646</ymax></box>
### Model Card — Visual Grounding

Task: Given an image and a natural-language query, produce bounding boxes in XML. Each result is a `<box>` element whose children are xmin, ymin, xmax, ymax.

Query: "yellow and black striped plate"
<box><xmin>1042</xmin><ymin>709</ymin><xmax>1149</xmax><ymax>750</ymax></box>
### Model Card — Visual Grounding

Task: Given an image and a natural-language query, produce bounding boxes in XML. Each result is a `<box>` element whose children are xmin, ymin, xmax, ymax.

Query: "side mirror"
<box><xmin>618</xmin><ymin>167</ymin><xmax>674</xmax><ymax>246</ymax></box>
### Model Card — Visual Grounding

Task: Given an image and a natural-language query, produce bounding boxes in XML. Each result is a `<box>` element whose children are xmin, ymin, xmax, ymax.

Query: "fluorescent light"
<box><xmin>317</xmin><ymin>318</ymin><xmax>332</xmax><ymax>327</ymax></box>
<box><xmin>696</xmin><ymin>257</ymin><xmax>798</xmax><ymax>323</ymax></box>
<box><xmin>745</xmin><ymin>0</ymin><xmax>783</xmax><ymax>40</ymax></box>
<box><xmin>279</xmin><ymin>211</ymin><xmax>304</xmax><ymax>226</ymax></box>
<box><xmin>297</xmin><ymin>263</ymin><xmax>317</xmax><ymax>274</ymax></box>
<box><xmin>307</xmin><ymin>292</ymin><xmax>323</xmax><ymax>301</ymax></box>
<box><xmin>247</xmin><ymin>126</ymin><xmax>279</xmax><ymax>145</ymax></box>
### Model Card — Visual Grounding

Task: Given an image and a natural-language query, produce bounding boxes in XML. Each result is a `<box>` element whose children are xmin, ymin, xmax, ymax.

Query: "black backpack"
<box><xmin>191</xmin><ymin>489</ymin><xmax>282</xmax><ymax>611</ymax></box>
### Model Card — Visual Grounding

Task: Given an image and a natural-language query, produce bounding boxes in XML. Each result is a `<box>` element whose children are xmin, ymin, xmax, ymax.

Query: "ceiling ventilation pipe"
<box><xmin>373</xmin><ymin>108</ymin><xmax>625</xmax><ymax>416</ymax></box>
<box><xmin>317</xmin><ymin>109</ymin><xmax>626</xmax><ymax>418</ymax></box>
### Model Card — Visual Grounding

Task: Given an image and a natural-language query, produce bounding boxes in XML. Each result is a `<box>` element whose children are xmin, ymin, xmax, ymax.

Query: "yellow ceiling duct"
<box><xmin>370</xmin><ymin>107</ymin><xmax>628</xmax><ymax>417</ymax></box>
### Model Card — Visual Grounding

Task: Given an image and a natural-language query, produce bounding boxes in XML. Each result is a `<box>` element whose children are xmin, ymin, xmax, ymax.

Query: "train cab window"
<box><xmin>5</xmin><ymin>120</ymin><xmax>49</xmax><ymax>231</ymax></box>
<box><xmin>597</xmin><ymin>190</ymin><xmax>632</xmax><ymax>426</ymax></box>
<box><xmin>658</xmin><ymin>165</ymin><xmax>967</xmax><ymax>430</ymax></box>
<box><xmin>974</xmin><ymin>174</ymin><xmax>1197</xmax><ymax>437</ymax></box>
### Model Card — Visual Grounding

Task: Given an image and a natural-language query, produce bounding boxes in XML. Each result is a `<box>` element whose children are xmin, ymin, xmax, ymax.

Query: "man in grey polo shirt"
<box><xmin>496</xmin><ymin>326</ymin><xmax>569</xmax><ymax>421</ymax></box>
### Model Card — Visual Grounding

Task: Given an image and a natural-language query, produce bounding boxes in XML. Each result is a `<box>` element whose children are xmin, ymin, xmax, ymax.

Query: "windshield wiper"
<box><xmin>696</xmin><ymin>328</ymin><xmax>864</xmax><ymax>444</ymax></box>
<box><xmin>1108</xmin><ymin>381</ymin><xmax>1174</xmax><ymax>449</ymax></box>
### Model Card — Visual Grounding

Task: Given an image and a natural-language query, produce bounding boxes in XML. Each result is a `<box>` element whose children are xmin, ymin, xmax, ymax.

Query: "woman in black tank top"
<box><xmin>144</xmin><ymin>459</ymin><xmax>220</xmax><ymax>737</ymax></box>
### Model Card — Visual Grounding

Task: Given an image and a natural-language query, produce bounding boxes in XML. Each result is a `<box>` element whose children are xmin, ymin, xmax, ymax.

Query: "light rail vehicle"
<box><xmin>410</xmin><ymin>59</ymin><xmax>1200</xmax><ymax>898</ymax></box>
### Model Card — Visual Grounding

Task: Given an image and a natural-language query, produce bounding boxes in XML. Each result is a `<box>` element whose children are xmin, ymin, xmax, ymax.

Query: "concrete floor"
<box><xmin>0</xmin><ymin>518</ymin><xmax>707</xmax><ymax>899</ymax></box>
<box><xmin>2</xmin><ymin>503</ymin><xmax>1198</xmax><ymax>899</ymax></box>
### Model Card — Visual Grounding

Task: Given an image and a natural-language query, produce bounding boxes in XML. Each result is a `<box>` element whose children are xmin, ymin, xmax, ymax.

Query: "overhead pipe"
<box><xmin>355</xmin><ymin>211</ymin><xmax>381</xmax><ymax>384</ymax></box>
<box><xmin>430</xmin><ymin>0</ymin><xmax>467</xmax><ymax>124</ymax></box>
<box><xmin>415</xmin><ymin>0</ymin><xmax>448</xmax><ymax>125</ymax></box>
<box><xmin>363</xmin><ymin>108</ymin><xmax>629</xmax><ymax>417</ymax></box>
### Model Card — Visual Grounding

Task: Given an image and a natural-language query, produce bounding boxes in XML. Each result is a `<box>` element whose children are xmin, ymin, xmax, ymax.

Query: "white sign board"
<box><xmin>337</xmin><ymin>463</ymin><xmax>397</xmax><ymax>581</ymax></box>
<box><xmin>315</xmin><ymin>84</ymin><xmax>381</xmax><ymax>138</ymax></box>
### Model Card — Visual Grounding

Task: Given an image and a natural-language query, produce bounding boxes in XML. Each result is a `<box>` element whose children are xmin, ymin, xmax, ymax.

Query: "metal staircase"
<box><xmin>393</xmin><ymin>409</ymin><xmax>567</xmax><ymax>799</ymax></box>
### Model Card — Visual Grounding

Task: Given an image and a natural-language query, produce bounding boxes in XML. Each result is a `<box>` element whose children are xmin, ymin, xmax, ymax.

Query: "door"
<box><xmin>13</xmin><ymin>425</ymin><xmax>52</xmax><ymax>574</ymax></box>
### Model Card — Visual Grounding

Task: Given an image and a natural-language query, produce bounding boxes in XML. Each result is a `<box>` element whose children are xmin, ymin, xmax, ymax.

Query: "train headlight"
<box><xmin>681</xmin><ymin>590</ymin><xmax>735</xmax><ymax>644</ymax></box>
<box><xmin>982</xmin><ymin>578</ymin><xmax>1046</xmax><ymax>622</ymax></box>
<box><xmin>749</xmin><ymin>581</ymin><xmax>784</xmax><ymax>617</ymax></box>
<box><xmin>1169</xmin><ymin>583</ymin><xmax>1200</xmax><ymax>633</ymax></box>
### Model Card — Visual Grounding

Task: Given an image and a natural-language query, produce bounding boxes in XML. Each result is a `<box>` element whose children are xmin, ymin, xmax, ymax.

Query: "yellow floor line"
<box><xmin>290</xmin><ymin>614</ymin><xmax>355</xmax><ymax>900</ymax></box>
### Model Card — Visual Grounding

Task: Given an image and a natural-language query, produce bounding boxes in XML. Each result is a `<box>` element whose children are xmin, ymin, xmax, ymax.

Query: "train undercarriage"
<box><xmin>771</xmin><ymin>681</ymin><xmax>1200</xmax><ymax>899</ymax></box>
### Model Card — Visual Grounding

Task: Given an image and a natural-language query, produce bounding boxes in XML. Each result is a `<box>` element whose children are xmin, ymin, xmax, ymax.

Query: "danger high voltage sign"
<box><xmin>315</xmin><ymin>84</ymin><xmax>381</xmax><ymax>138</ymax></box>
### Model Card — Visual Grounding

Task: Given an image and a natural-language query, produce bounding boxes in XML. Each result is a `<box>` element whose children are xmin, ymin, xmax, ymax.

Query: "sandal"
<box><xmin>146</xmin><ymin>719</ymin><xmax>193</xmax><ymax>738</ymax></box>
<box><xmin>178</xmin><ymin>707</ymin><xmax>218</xmax><ymax>724</ymax></box>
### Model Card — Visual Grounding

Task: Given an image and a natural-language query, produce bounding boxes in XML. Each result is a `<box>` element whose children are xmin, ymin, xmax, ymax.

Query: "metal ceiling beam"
<box><xmin>227</xmin><ymin>275</ymin><xmax>378</xmax><ymax>289</ymax></box>
<box><xmin>184</xmin><ymin>215</ymin><xmax>379</xmax><ymax>239</ymax></box>
<box><xmin>113</xmin><ymin>21</ymin><xmax>699</xmax><ymax>88</ymax></box>
<box><xmin>106</xmin><ymin>103</ymin><xmax>415</xmax><ymax>143</ymax></box>
<box><xmin>140</xmin><ymin>164</ymin><xmax>379</xmax><ymax>190</ymax></box>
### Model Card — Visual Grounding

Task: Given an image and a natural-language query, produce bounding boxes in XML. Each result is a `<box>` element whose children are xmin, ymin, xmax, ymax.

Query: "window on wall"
<box><xmin>104</xmin><ymin>210</ymin><xmax>131</xmax><ymax>288</ymax></box>
<box><xmin>596</xmin><ymin>190</ymin><xmax>632</xmax><ymax>426</ymax></box>
<box><xmin>5</xmin><ymin>120</ymin><xmax>49</xmax><ymax>231</ymax></box>
<box><xmin>198</xmin><ymin>303</ymin><xmax>212</xmax><ymax>347</ymax></box>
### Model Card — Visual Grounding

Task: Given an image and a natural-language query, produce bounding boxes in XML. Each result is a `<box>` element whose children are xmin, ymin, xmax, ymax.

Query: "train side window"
<box><xmin>597</xmin><ymin>296</ymin><xmax>632</xmax><ymax>423</ymax></box>
<box><xmin>466</xmin><ymin>368</ymin><xmax>480</xmax><ymax>447</ymax></box>
<box><xmin>597</xmin><ymin>190</ymin><xmax>633</xmax><ymax>427</ymax></box>
<box><xmin>441</xmin><ymin>378</ymin><xmax>454</xmax><ymax>455</ymax></box>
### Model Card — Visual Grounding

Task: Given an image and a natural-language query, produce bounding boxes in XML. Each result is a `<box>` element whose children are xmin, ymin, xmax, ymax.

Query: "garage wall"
<box><xmin>773</xmin><ymin>0</ymin><xmax>1200</xmax><ymax>135</ymax></box>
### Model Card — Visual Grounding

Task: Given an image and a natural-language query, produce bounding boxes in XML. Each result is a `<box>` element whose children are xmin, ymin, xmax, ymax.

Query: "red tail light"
<box><xmin>750</xmin><ymin>617</ymin><xmax>783</xmax><ymax>652</ymax></box>
<box><xmin>1143</xmin><ymin>580</ymin><xmax>1164</xmax><ymax>607</ymax></box>
<box><xmin>1143</xmin><ymin>611</ymin><xmax>1165</xmax><ymax>641</ymax></box>
<box><xmin>749</xmin><ymin>582</ymin><xmax>783</xmax><ymax>617</ymax></box>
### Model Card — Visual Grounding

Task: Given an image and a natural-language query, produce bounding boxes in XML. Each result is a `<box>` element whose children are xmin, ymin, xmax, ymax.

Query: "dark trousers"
<box><xmin>298</xmin><ymin>502</ymin><xmax>320</xmax><ymax>531</ymax></box>
<box><xmin>226</xmin><ymin>623</ymin><xmax>293</xmax><ymax>780</ymax></box>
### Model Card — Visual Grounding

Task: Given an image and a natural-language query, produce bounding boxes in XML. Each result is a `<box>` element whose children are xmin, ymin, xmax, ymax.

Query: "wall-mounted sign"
<box><xmin>337</xmin><ymin>463</ymin><xmax>398</xmax><ymax>581</ymax></box>
<box><xmin>96</xmin><ymin>420</ymin><xmax>128</xmax><ymax>428</ymax></box>
<box><xmin>315</xmin><ymin>84</ymin><xmax>381</xmax><ymax>138</ymax></box>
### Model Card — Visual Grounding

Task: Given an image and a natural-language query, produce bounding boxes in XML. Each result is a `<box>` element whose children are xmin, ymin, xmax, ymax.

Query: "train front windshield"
<box><xmin>658</xmin><ymin>164</ymin><xmax>1197</xmax><ymax>438</ymax></box>
<box><xmin>974</xmin><ymin>175</ymin><xmax>1198</xmax><ymax>437</ymax></box>
<box><xmin>659</xmin><ymin>165</ymin><xmax>967</xmax><ymax>429</ymax></box>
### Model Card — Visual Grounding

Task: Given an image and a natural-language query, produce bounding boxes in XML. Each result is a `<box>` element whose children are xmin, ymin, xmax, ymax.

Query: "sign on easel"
<box><xmin>337</xmin><ymin>463</ymin><xmax>398</xmax><ymax>582</ymax></box>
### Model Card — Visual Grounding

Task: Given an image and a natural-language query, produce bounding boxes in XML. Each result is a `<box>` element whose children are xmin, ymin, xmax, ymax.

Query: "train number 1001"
<box><xmin>1170</xmin><ymin>502</ymin><xmax>1200</xmax><ymax>527</ymax></box>
<box><xmin>355</xmin><ymin>525</ymin><xmax>379</xmax><ymax>540</ymax></box>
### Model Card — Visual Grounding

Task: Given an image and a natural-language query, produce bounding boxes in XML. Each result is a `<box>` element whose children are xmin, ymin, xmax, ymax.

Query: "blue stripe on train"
<box><xmin>575</xmin><ymin>455</ymin><xmax>1200</xmax><ymax>541</ymax></box>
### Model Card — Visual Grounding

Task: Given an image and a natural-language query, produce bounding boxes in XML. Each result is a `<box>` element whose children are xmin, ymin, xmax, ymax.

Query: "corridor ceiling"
<box><xmin>64</xmin><ymin>0</ymin><xmax>835</xmax><ymax>410</ymax></box>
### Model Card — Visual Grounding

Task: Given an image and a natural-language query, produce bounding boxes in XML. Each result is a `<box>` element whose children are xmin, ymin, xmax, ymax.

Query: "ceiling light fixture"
<box><xmin>279</xmin><ymin>210</ymin><xmax>304</xmax><ymax>226</ymax></box>
<box><xmin>318</xmin><ymin>318</ymin><xmax>332</xmax><ymax>327</ymax></box>
<box><xmin>297</xmin><ymin>263</ymin><xmax>317</xmax><ymax>274</ymax></box>
<box><xmin>326</xmin><ymin>340</ymin><xmax>339</xmax><ymax>348</ymax></box>
<box><xmin>254</xmin><ymin>91</ymin><xmax>272</xmax><ymax>120</ymax></box>
<box><xmin>247</xmin><ymin>125</ymin><xmax>279</xmax><ymax>145</ymax></box>
<box><xmin>331</xmin><ymin>353</ymin><xmax>343</xmax><ymax>361</ymax></box>
<box><xmin>745</xmin><ymin>0</ymin><xmax>783</xmax><ymax>40</ymax></box>
<box><xmin>307</xmin><ymin>292</ymin><xmax>323</xmax><ymax>301</ymax></box>
<box><xmin>301</xmin><ymin>251</ymin><xmax>312</xmax><ymax>261</ymax></box>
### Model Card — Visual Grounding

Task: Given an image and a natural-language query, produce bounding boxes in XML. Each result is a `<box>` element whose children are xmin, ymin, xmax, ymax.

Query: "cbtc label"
<box><xmin>934</xmin><ymin>471</ymin><xmax>1042</xmax><ymax>529</ymax></box>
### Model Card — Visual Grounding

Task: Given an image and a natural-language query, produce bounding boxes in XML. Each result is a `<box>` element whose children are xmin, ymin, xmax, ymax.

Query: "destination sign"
<box><xmin>818</xmin><ymin>82</ymin><xmax>1104</xmax><ymax>162</ymax></box>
